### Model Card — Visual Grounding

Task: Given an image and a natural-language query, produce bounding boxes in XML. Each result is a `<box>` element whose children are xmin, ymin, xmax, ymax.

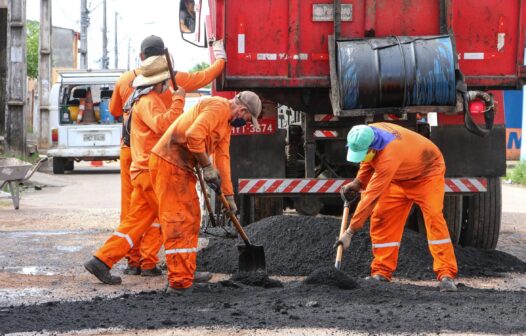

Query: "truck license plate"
<box><xmin>83</xmin><ymin>133</ymin><xmax>105</xmax><ymax>142</ymax></box>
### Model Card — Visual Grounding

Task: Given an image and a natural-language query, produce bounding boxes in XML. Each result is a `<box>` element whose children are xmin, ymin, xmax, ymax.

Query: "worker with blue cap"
<box><xmin>336</xmin><ymin>122</ymin><xmax>458</xmax><ymax>292</ymax></box>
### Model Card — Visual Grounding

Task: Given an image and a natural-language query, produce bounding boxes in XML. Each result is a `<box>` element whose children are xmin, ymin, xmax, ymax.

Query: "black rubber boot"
<box><xmin>141</xmin><ymin>266</ymin><xmax>162</xmax><ymax>277</ymax></box>
<box><xmin>84</xmin><ymin>257</ymin><xmax>122</xmax><ymax>285</ymax></box>
<box><xmin>123</xmin><ymin>265</ymin><xmax>141</xmax><ymax>275</ymax></box>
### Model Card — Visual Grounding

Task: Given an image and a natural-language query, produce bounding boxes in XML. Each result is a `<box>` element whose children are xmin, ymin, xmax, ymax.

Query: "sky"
<box><xmin>26</xmin><ymin>0</ymin><xmax>210</xmax><ymax>71</ymax></box>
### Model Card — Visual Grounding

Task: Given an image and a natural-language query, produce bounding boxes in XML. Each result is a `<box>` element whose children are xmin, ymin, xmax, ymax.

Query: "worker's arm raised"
<box><xmin>175</xmin><ymin>59</ymin><xmax>225</xmax><ymax>92</ymax></box>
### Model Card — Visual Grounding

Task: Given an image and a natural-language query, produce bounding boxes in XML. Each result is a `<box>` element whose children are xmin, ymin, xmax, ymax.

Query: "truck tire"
<box><xmin>460</xmin><ymin>176</ymin><xmax>501</xmax><ymax>250</ymax></box>
<box><xmin>65</xmin><ymin>160</ymin><xmax>74</xmax><ymax>171</ymax></box>
<box><xmin>294</xmin><ymin>196</ymin><xmax>322</xmax><ymax>216</ymax></box>
<box><xmin>409</xmin><ymin>195</ymin><xmax>463</xmax><ymax>245</ymax></box>
<box><xmin>53</xmin><ymin>158</ymin><xmax>65</xmax><ymax>174</ymax></box>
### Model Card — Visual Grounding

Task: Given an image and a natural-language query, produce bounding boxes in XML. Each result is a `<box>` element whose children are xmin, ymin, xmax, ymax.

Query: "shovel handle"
<box><xmin>164</xmin><ymin>48</ymin><xmax>177</xmax><ymax>89</ymax></box>
<box><xmin>218</xmin><ymin>193</ymin><xmax>251</xmax><ymax>245</ymax></box>
<box><xmin>195</xmin><ymin>166</ymin><xmax>217</xmax><ymax>227</ymax></box>
<box><xmin>335</xmin><ymin>202</ymin><xmax>350</xmax><ymax>270</ymax></box>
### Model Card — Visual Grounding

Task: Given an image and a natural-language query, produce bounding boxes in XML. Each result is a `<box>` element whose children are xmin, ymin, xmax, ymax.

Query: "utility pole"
<box><xmin>5</xmin><ymin>0</ymin><xmax>27</xmax><ymax>156</ymax></box>
<box><xmin>114</xmin><ymin>12</ymin><xmax>118</xmax><ymax>68</ymax></box>
<box><xmin>38</xmin><ymin>0</ymin><xmax>52</xmax><ymax>148</ymax></box>
<box><xmin>102</xmin><ymin>0</ymin><xmax>108</xmax><ymax>69</ymax></box>
<box><xmin>80</xmin><ymin>0</ymin><xmax>89</xmax><ymax>69</ymax></box>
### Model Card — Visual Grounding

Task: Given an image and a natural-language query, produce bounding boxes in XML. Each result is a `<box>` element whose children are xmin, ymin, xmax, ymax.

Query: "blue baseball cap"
<box><xmin>346</xmin><ymin>125</ymin><xmax>374</xmax><ymax>163</ymax></box>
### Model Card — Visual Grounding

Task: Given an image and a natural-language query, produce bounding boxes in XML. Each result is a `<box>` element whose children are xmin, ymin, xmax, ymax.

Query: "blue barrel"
<box><xmin>337</xmin><ymin>36</ymin><xmax>456</xmax><ymax>110</ymax></box>
<box><xmin>99</xmin><ymin>99</ymin><xmax>114</xmax><ymax>123</ymax></box>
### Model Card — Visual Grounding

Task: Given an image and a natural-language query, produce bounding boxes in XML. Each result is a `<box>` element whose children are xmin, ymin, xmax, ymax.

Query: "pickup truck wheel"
<box><xmin>53</xmin><ymin>158</ymin><xmax>65</xmax><ymax>174</ymax></box>
<box><xmin>65</xmin><ymin>160</ymin><xmax>74</xmax><ymax>171</ymax></box>
<box><xmin>460</xmin><ymin>177</ymin><xmax>501</xmax><ymax>250</ymax></box>
<box><xmin>411</xmin><ymin>195</ymin><xmax>463</xmax><ymax>245</ymax></box>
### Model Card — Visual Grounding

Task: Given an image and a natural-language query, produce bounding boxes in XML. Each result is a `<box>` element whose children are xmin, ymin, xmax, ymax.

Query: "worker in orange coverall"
<box><xmin>336</xmin><ymin>123</ymin><xmax>458</xmax><ymax>292</ymax></box>
<box><xmin>149</xmin><ymin>91</ymin><xmax>262</xmax><ymax>295</ymax></box>
<box><xmin>109</xmin><ymin>35</ymin><xmax>226</xmax><ymax>276</ymax></box>
<box><xmin>84</xmin><ymin>51</ymin><xmax>186</xmax><ymax>285</ymax></box>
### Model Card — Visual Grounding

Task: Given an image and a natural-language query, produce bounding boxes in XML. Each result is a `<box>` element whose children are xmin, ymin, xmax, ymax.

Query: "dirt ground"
<box><xmin>1</xmin><ymin>163</ymin><xmax>525</xmax><ymax>335</ymax></box>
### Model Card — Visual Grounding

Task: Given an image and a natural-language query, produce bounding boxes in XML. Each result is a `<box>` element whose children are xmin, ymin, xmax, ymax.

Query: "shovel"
<box><xmin>217</xmin><ymin>192</ymin><xmax>266</xmax><ymax>272</ymax></box>
<box><xmin>195</xmin><ymin>167</ymin><xmax>266</xmax><ymax>272</ymax></box>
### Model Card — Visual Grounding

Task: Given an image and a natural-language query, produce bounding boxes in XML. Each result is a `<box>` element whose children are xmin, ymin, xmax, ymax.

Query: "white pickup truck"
<box><xmin>47</xmin><ymin>70</ymin><xmax>124</xmax><ymax>174</ymax></box>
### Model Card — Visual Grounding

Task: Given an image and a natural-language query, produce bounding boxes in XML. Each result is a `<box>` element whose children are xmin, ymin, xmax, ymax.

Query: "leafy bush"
<box><xmin>510</xmin><ymin>162</ymin><xmax>526</xmax><ymax>185</ymax></box>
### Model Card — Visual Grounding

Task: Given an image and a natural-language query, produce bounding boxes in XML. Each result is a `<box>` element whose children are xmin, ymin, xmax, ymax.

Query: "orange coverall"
<box><xmin>349</xmin><ymin>122</ymin><xmax>458</xmax><ymax>281</ymax></box>
<box><xmin>110</xmin><ymin>70</ymin><xmax>161</xmax><ymax>270</ymax></box>
<box><xmin>95</xmin><ymin>89</ymin><xmax>185</xmax><ymax>269</ymax></box>
<box><xmin>150</xmin><ymin>97</ymin><xmax>234</xmax><ymax>289</ymax></box>
<box><xmin>109</xmin><ymin>59</ymin><xmax>225</xmax><ymax>269</ymax></box>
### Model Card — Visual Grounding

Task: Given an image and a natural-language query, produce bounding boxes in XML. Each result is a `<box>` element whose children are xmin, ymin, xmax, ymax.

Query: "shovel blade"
<box><xmin>237</xmin><ymin>244</ymin><xmax>266</xmax><ymax>272</ymax></box>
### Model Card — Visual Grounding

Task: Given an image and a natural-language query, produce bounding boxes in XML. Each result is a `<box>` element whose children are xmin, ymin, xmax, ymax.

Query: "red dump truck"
<box><xmin>179</xmin><ymin>0</ymin><xmax>526</xmax><ymax>250</ymax></box>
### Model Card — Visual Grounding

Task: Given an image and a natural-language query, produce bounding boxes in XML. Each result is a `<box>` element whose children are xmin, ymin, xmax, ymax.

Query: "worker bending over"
<box><xmin>109</xmin><ymin>35</ymin><xmax>227</xmax><ymax>275</ymax></box>
<box><xmin>150</xmin><ymin>91</ymin><xmax>262</xmax><ymax>295</ymax></box>
<box><xmin>84</xmin><ymin>53</ymin><xmax>185</xmax><ymax>285</ymax></box>
<box><xmin>336</xmin><ymin>123</ymin><xmax>458</xmax><ymax>292</ymax></box>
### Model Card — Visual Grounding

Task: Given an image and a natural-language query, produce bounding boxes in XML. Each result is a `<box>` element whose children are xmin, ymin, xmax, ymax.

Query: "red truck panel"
<box><xmin>212</xmin><ymin>0</ymin><xmax>525</xmax><ymax>90</ymax></box>
<box><xmin>453</xmin><ymin>0</ymin><xmax>523</xmax><ymax>87</ymax></box>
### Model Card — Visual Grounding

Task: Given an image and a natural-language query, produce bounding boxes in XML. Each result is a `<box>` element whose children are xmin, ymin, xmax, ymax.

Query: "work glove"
<box><xmin>224</xmin><ymin>195</ymin><xmax>238</xmax><ymax>214</ymax></box>
<box><xmin>202</xmin><ymin>164</ymin><xmax>221</xmax><ymax>193</ymax></box>
<box><xmin>213</xmin><ymin>40</ymin><xmax>227</xmax><ymax>60</ymax></box>
<box><xmin>333</xmin><ymin>230</ymin><xmax>354</xmax><ymax>251</ymax></box>
<box><xmin>170</xmin><ymin>85</ymin><xmax>186</xmax><ymax>97</ymax></box>
<box><xmin>340</xmin><ymin>180</ymin><xmax>361</xmax><ymax>202</ymax></box>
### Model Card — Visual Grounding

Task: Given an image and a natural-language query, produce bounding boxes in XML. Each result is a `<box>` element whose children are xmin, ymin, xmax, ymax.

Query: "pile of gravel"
<box><xmin>197</xmin><ymin>215</ymin><xmax>526</xmax><ymax>279</ymax></box>
<box><xmin>303</xmin><ymin>267</ymin><xmax>358</xmax><ymax>289</ymax></box>
<box><xmin>229</xmin><ymin>271</ymin><xmax>283</xmax><ymax>288</ymax></box>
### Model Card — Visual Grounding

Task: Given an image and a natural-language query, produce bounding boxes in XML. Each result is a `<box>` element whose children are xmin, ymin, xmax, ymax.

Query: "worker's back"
<box><xmin>368</xmin><ymin>122</ymin><xmax>445</xmax><ymax>181</ymax></box>
<box><xmin>152</xmin><ymin>96</ymin><xmax>230</xmax><ymax>172</ymax></box>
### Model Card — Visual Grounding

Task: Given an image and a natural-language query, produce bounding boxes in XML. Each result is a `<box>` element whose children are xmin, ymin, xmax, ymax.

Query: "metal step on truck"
<box><xmin>180</xmin><ymin>0</ymin><xmax>525</xmax><ymax>250</ymax></box>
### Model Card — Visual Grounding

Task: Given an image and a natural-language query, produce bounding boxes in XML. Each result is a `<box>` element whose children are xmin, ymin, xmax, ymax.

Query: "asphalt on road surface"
<box><xmin>1</xmin><ymin>163</ymin><xmax>526</xmax><ymax>335</ymax></box>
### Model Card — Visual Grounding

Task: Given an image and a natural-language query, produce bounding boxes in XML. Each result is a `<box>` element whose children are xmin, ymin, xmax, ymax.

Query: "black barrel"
<box><xmin>337</xmin><ymin>36</ymin><xmax>456</xmax><ymax>110</ymax></box>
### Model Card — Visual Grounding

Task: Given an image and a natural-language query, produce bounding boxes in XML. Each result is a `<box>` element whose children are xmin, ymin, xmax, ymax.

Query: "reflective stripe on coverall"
<box><xmin>108</xmin><ymin>60</ymin><xmax>225</xmax><ymax>270</ymax></box>
<box><xmin>94</xmin><ymin>90</ymin><xmax>184</xmax><ymax>268</ymax></box>
<box><xmin>151</xmin><ymin>97</ymin><xmax>234</xmax><ymax>288</ymax></box>
<box><xmin>350</xmin><ymin>122</ymin><xmax>458</xmax><ymax>281</ymax></box>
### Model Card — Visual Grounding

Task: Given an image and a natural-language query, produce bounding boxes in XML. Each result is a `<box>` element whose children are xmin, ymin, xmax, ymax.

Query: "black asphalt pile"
<box><xmin>229</xmin><ymin>271</ymin><xmax>283</xmax><ymax>288</ymax></box>
<box><xmin>3</xmin><ymin>281</ymin><xmax>526</xmax><ymax>334</ymax></box>
<box><xmin>198</xmin><ymin>215</ymin><xmax>526</xmax><ymax>279</ymax></box>
<box><xmin>303</xmin><ymin>267</ymin><xmax>358</xmax><ymax>289</ymax></box>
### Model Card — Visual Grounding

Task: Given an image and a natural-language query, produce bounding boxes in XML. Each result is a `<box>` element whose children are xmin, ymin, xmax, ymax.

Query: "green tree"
<box><xmin>26</xmin><ymin>20</ymin><xmax>40</xmax><ymax>79</ymax></box>
<box><xmin>189</xmin><ymin>61</ymin><xmax>210</xmax><ymax>72</ymax></box>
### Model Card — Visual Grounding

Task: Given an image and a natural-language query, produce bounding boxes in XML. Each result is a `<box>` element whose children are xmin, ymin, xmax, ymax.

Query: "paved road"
<box><xmin>1</xmin><ymin>167</ymin><xmax>525</xmax><ymax>335</ymax></box>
